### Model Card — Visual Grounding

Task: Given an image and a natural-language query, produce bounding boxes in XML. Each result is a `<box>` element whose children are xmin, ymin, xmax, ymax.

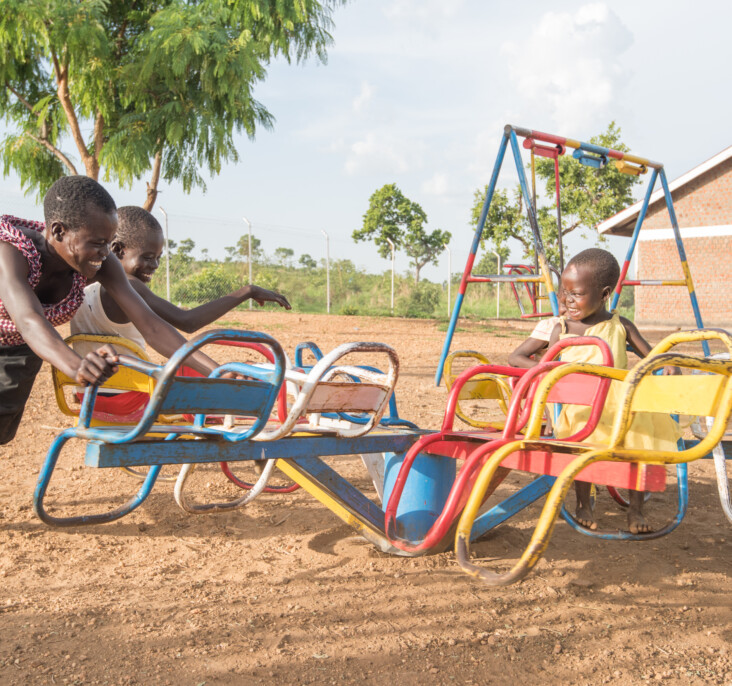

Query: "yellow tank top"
<box><xmin>554</xmin><ymin>311</ymin><xmax>680</xmax><ymax>451</ymax></box>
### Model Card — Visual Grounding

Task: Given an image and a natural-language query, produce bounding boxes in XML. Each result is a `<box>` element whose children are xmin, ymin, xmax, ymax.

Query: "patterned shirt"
<box><xmin>0</xmin><ymin>215</ymin><xmax>87</xmax><ymax>347</ymax></box>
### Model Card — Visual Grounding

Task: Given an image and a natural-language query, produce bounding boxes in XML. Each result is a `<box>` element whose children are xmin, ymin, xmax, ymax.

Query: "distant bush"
<box><xmin>150</xmin><ymin>249</ymin><xmax>536</xmax><ymax>321</ymax></box>
<box><xmin>617</xmin><ymin>286</ymin><xmax>635</xmax><ymax>318</ymax></box>
<box><xmin>254</xmin><ymin>269</ymin><xmax>280</xmax><ymax>292</ymax></box>
<box><xmin>171</xmin><ymin>264</ymin><xmax>239</xmax><ymax>303</ymax></box>
<box><xmin>399</xmin><ymin>281</ymin><xmax>441</xmax><ymax>318</ymax></box>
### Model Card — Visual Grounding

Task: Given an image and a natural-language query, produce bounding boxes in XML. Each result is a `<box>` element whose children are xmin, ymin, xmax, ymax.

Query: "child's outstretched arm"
<box><xmin>128</xmin><ymin>283</ymin><xmax>291</xmax><ymax>334</ymax></box>
<box><xmin>97</xmin><ymin>256</ymin><xmax>222</xmax><ymax>376</ymax></box>
<box><xmin>508</xmin><ymin>337</ymin><xmax>548</xmax><ymax>368</ymax></box>
<box><xmin>0</xmin><ymin>244</ymin><xmax>119</xmax><ymax>385</ymax></box>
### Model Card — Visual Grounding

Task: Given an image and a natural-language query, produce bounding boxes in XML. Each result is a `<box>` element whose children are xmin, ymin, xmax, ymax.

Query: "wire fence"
<box><xmin>148</xmin><ymin>209</ymin><xmax>635</xmax><ymax>321</ymax></box>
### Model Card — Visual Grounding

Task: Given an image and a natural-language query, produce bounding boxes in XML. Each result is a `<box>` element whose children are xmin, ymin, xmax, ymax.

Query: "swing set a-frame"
<box><xmin>435</xmin><ymin>124</ymin><xmax>709</xmax><ymax>386</ymax></box>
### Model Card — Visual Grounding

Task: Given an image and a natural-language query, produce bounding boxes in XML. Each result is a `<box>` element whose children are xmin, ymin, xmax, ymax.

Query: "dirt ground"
<box><xmin>1</xmin><ymin>311</ymin><xmax>731</xmax><ymax>686</ymax></box>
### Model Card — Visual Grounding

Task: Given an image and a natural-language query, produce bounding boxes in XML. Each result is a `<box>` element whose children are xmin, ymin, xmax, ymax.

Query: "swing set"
<box><xmin>435</xmin><ymin>124</ymin><xmax>709</xmax><ymax>385</ymax></box>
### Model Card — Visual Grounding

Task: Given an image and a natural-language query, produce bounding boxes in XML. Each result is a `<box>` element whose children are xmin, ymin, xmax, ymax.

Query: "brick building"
<box><xmin>597</xmin><ymin>147</ymin><xmax>732</xmax><ymax>328</ymax></box>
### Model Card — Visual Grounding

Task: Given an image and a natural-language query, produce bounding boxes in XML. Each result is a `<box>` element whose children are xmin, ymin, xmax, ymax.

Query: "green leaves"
<box><xmin>0</xmin><ymin>0</ymin><xmax>346</xmax><ymax>204</ymax></box>
<box><xmin>353</xmin><ymin>183</ymin><xmax>450</xmax><ymax>283</ymax></box>
<box><xmin>354</xmin><ymin>184</ymin><xmax>427</xmax><ymax>259</ymax></box>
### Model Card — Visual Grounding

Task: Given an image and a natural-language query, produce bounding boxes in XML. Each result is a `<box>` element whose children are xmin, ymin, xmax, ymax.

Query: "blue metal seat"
<box><xmin>34</xmin><ymin>329</ymin><xmax>286</xmax><ymax>527</ymax></box>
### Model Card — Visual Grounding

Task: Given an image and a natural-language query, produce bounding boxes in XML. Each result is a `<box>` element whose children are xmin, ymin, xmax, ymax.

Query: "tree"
<box><xmin>299</xmin><ymin>253</ymin><xmax>317</xmax><ymax>271</ymax></box>
<box><xmin>176</xmin><ymin>238</ymin><xmax>196</xmax><ymax>267</ymax></box>
<box><xmin>274</xmin><ymin>246</ymin><xmax>294</xmax><ymax>267</ymax></box>
<box><xmin>469</xmin><ymin>186</ymin><xmax>561</xmax><ymax>264</ymax></box>
<box><xmin>236</xmin><ymin>234</ymin><xmax>262</xmax><ymax>262</ymax></box>
<box><xmin>473</xmin><ymin>247</ymin><xmax>510</xmax><ymax>275</ymax></box>
<box><xmin>353</xmin><ymin>183</ymin><xmax>451</xmax><ymax>283</ymax></box>
<box><xmin>0</xmin><ymin>1</ymin><xmax>346</xmax><ymax>209</ymax></box>
<box><xmin>470</xmin><ymin>122</ymin><xmax>641</xmax><ymax>266</ymax></box>
<box><xmin>535</xmin><ymin>121</ymin><xmax>640</xmax><ymax>242</ymax></box>
<box><xmin>403</xmin><ymin>223</ymin><xmax>452</xmax><ymax>284</ymax></box>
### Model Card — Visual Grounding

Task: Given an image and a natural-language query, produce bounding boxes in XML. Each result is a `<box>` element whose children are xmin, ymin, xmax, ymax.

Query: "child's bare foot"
<box><xmin>628</xmin><ymin>490</ymin><xmax>653</xmax><ymax>534</ymax></box>
<box><xmin>627</xmin><ymin>508</ymin><xmax>652</xmax><ymax>534</ymax></box>
<box><xmin>575</xmin><ymin>504</ymin><xmax>598</xmax><ymax>530</ymax></box>
<box><xmin>574</xmin><ymin>481</ymin><xmax>597</xmax><ymax>529</ymax></box>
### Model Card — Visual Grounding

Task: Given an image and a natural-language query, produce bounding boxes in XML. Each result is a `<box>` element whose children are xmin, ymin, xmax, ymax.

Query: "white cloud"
<box><xmin>352</xmin><ymin>81</ymin><xmax>375</xmax><ymax>113</ymax></box>
<box><xmin>465</xmin><ymin>115</ymin><xmax>519</xmax><ymax>184</ymax></box>
<box><xmin>344</xmin><ymin>132</ymin><xmax>424</xmax><ymax>176</ymax></box>
<box><xmin>384</xmin><ymin>0</ymin><xmax>464</xmax><ymax>21</ymax></box>
<box><xmin>502</xmin><ymin>3</ymin><xmax>633</xmax><ymax>133</ymax></box>
<box><xmin>421</xmin><ymin>172</ymin><xmax>449</xmax><ymax>197</ymax></box>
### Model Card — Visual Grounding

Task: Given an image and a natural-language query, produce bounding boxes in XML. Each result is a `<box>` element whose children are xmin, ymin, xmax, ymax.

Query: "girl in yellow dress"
<box><xmin>545</xmin><ymin>248</ymin><xmax>680</xmax><ymax>534</ymax></box>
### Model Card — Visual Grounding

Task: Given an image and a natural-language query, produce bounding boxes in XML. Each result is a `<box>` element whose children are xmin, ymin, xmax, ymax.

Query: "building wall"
<box><xmin>636</xmin><ymin>234</ymin><xmax>732</xmax><ymax>327</ymax></box>
<box><xmin>641</xmin><ymin>157</ymin><xmax>732</xmax><ymax>229</ymax></box>
<box><xmin>633</xmin><ymin>158</ymin><xmax>732</xmax><ymax>327</ymax></box>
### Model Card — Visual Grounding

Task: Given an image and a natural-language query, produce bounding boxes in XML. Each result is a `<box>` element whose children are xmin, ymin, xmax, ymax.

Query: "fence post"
<box><xmin>446</xmin><ymin>246</ymin><xmax>452</xmax><ymax>318</ymax></box>
<box><xmin>158</xmin><ymin>206</ymin><xmax>170</xmax><ymax>301</ymax></box>
<box><xmin>386</xmin><ymin>237</ymin><xmax>395</xmax><ymax>314</ymax></box>
<box><xmin>243</xmin><ymin>216</ymin><xmax>252</xmax><ymax>310</ymax></box>
<box><xmin>321</xmin><ymin>229</ymin><xmax>330</xmax><ymax>314</ymax></box>
<box><xmin>492</xmin><ymin>251</ymin><xmax>501</xmax><ymax>319</ymax></box>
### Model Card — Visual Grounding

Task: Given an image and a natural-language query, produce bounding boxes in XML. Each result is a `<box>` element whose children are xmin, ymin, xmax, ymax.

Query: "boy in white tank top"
<box><xmin>69</xmin><ymin>207</ymin><xmax>290</xmax><ymax>412</ymax></box>
<box><xmin>71</xmin><ymin>206</ymin><xmax>290</xmax><ymax>351</ymax></box>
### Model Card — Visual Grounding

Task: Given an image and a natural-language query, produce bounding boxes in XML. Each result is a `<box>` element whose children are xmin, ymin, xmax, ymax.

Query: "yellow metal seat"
<box><xmin>456</xmin><ymin>329</ymin><xmax>732</xmax><ymax>586</ymax></box>
<box><xmin>443</xmin><ymin>350</ymin><xmax>511</xmax><ymax>429</ymax></box>
<box><xmin>53</xmin><ymin>334</ymin><xmax>180</xmax><ymax>480</ymax></box>
<box><xmin>53</xmin><ymin>334</ymin><xmax>156</xmax><ymax>426</ymax></box>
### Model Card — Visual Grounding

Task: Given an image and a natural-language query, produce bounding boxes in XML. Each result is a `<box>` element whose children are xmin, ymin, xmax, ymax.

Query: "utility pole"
<box><xmin>386</xmin><ymin>237</ymin><xmax>395</xmax><ymax>314</ymax></box>
<box><xmin>243</xmin><ymin>216</ymin><xmax>252</xmax><ymax>310</ymax></box>
<box><xmin>158</xmin><ymin>207</ymin><xmax>170</xmax><ymax>301</ymax></box>
<box><xmin>321</xmin><ymin>229</ymin><xmax>330</xmax><ymax>314</ymax></box>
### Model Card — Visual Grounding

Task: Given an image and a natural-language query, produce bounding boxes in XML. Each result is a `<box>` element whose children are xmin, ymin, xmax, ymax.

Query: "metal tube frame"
<box><xmin>435</xmin><ymin>124</ymin><xmax>709</xmax><ymax>385</ymax></box>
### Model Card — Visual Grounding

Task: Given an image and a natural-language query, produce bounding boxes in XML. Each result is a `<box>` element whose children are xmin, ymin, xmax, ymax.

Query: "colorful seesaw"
<box><xmin>39</xmin><ymin>326</ymin><xmax>732</xmax><ymax>585</ymax></box>
<box><xmin>455</xmin><ymin>329</ymin><xmax>732</xmax><ymax>586</ymax></box>
<box><xmin>38</xmin><ymin>329</ymin><xmax>442</xmax><ymax>555</ymax></box>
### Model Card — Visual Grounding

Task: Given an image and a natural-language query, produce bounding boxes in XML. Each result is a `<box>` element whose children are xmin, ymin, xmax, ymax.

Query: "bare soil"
<box><xmin>1</xmin><ymin>311</ymin><xmax>730</xmax><ymax>686</ymax></box>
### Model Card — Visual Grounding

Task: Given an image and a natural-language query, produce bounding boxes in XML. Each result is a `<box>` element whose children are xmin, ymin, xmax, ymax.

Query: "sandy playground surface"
<box><xmin>0</xmin><ymin>311</ymin><xmax>730</xmax><ymax>685</ymax></box>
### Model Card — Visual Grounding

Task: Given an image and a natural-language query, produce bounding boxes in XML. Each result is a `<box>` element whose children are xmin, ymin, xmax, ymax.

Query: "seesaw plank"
<box><xmin>85</xmin><ymin>428</ymin><xmax>425</xmax><ymax>468</ymax></box>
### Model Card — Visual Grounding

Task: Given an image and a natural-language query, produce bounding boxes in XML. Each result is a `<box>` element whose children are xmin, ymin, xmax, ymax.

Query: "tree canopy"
<box><xmin>470</xmin><ymin>122</ymin><xmax>640</xmax><ymax>266</ymax></box>
<box><xmin>353</xmin><ymin>183</ymin><xmax>451</xmax><ymax>283</ymax></box>
<box><xmin>0</xmin><ymin>0</ymin><xmax>345</xmax><ymax>209</ymax></box>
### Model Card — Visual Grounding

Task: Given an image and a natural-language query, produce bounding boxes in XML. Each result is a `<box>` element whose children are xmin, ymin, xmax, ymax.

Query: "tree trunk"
<box><xmin>54</xmin><ymin>56</ymin><xmax>99</xmax><ymax>178</ymax></box>
<box><xmin>143</xmin><ymin>150</ymin><xmax>163</xmax><ymax>211</ymax></box>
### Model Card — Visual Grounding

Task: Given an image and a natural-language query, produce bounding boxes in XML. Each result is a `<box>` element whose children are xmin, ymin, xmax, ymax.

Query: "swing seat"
<box><xmin>53</xmin><ymin>334</ymin><xmax>157</xmax><ymax>427</ymax></box>
<box><xmin>615</xmin><ymin>160</ymin><xmax>647</xmax><ymax>176</ymax></box>
<box><xmin>36</xmin><ymin>329</ymin><xmax>287</xmax><ymax>527</ymax></box>
<box><xmin>294</xmin><ymin>341</ymin><xmax>417</xmax><ymax>430</ymax></box>
<box><xmin>572</xmin><ymin>148</ymin><xmax>607</xmax><ymax>168</ymax></box>
<box><xmin>522</xmin><ymin>138</ymin><xmax>565</xmax><ymax>159</ymax></box>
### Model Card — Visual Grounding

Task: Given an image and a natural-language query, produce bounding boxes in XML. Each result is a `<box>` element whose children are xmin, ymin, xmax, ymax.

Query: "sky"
<box><xmin>1</xmin><ymin>0</ymin><xmax>730</xmax><ymax>283</ymax></box>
